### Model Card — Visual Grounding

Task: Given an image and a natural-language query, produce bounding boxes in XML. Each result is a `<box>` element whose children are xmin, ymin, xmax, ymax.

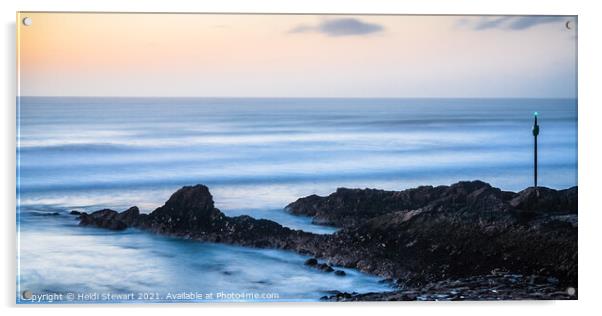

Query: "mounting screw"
<box><xmin>22</xmin><ymin>290</ymin><xmax>32</xmax><ymax>299</ymax></box>
<box><xmin>567</xmin><ymin>287</ymin><xmax>576</xmax><ymax>296</ymax></box>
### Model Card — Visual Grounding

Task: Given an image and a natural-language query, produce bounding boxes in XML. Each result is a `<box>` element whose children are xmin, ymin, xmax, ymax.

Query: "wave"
<box><xmin>18</xmin><ymin>160</ymin><xmax>576</xmax><ymax>194</ymax></box>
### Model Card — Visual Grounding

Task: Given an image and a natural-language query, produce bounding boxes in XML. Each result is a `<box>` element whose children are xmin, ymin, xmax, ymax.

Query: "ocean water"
<box><xmin>16</xmin><ymin>97</ymin><xmax>577</xmax><ymax>303</ymax></box>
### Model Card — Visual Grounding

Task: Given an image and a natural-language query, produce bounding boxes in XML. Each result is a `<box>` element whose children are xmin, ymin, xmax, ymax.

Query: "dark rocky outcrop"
<box><xmin>75</xmin><ymin>181</ymin><xmax>577</xmax><ymax>300</ymax></box>
<box><xmin>79</xmin><ymin>209</ymin><xmax>128</xmax><ymax>230</ymax></box>
<box><xmin>285</xmin><ymin>181</ymin><xmax>518</xmax><ymax>228</ymax></box>
<box><xmin>288</xmin><ymin>182</ymin><xmax>577</xmax><ymax>287</ymax></box>
<box><xmin>323</xmin><ymin>272</ymin><xmax>576</xmax><ymax>301</ymax></box>
<box><xmin>510</xmin><ymin>187</ymin><xmax>577</xmax><ymax>214</ymax></box>
<box><xmin>304</xmin><ymin>258</ymin><xmax>318</xmax><ymax>266</ymax></box>
<box><xmin>77</xmin><ymin>185</ymin><xmax>314</xmax><ymax>249</ymax></box>
<box><xmin>303</xmin><ymin>258</ymin><xmax>340</xmax><ymax>274</ymax></box>
<box><xmin>316</xmin><ymin>263</ymin><xmax>334</xmax><ymax>272</ymax></box>
<box><xmin>79</xmin><ymin>206</ymin><xmax>141</xmax><ymax>231</ymax></box>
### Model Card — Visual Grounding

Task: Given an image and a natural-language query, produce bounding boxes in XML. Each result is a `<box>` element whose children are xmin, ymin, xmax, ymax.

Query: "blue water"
<box><xmin>16</xmin><ymin>97</ymin><xmax>577</xmax><ymax>303</ymax></box>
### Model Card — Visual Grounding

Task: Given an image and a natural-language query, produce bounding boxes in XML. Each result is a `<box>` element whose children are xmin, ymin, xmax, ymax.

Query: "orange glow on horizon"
<box><xmin>17</xmin><ymin>13</ymin><xmax>576</xmax><ymax>98</ymax></box>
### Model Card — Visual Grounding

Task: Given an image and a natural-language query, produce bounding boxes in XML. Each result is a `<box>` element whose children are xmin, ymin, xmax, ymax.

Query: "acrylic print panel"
<box><xmin>16</xmin><ymin>12</ymin><xmax>578</xmax><ymax>303</ymax></box>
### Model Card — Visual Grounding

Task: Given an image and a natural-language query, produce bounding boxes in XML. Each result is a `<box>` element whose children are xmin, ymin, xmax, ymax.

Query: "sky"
<box><xmin>17</xmin><ymin>13</ymin><xmax>577</xmax><ymax>98</ymax></box>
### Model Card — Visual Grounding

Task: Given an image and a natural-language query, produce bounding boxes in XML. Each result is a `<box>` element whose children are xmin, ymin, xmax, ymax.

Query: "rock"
<box><xmin>304</xmin><ymin>258</ymin><xmax>318</xmax><ymax>266</ymax></box>
<box><xmin>305</xmin><ymin>258</ymin><xmax>340</xmax><ymax>274</ymax></box>
<box><xmin>322</xmin><ymin>273</ymin><xmax>576</xmax><ymax>301</ymax></box>
<box><xmin>286</xmin><ymin>181</ymin><xmax>516</xmax><ymax>228</ymax></box>
<box><xmin>78</xmin><ymin>185</ymin><xmax>305</xmax><ymax>248</ymax></box>
<box><xmin>117</xmin><ymin>206</ymin><xmax>140</xmax><ymax>224</ymax></box>
<box><xmin>77</xmin><ymin>181</ymin><xmax>577</xmax><ymax>298</ymax></box>
<box><xmin>334</xmin><ymin>270</ymin><xmax>346</xmax><ymax>276</ymax></box>
<box><xmin>147</xmin><ymin>185</ymin><xmax>225</xmax><ymax>233</ymax></box>
<box><xmin>316</xmin><ymin>263</ymin><xmax>334</xmax><ymax>272</ymax></box>
<box><xmin>285</xmin><ymin>181</ymin><xmax>577</xmax><ymax>287</ymax></box>
<box><xmin>79</xmin><ymin>209</ymin><xmax>127</xmax><ymax>230</ymax></box>
<box><xmin>510</xmin><ymin>187</ymin><xmax>577</xmax><ymax>214</ymax></box>
<box><xmin>546</xmin><ymin>276</ymin><xmax>560</xmax><ymax>284</ymax></box>
<box><xmin>70</xmin><ymin>210</ymin><xmax>82</xmax><ymax>215</ymax></box>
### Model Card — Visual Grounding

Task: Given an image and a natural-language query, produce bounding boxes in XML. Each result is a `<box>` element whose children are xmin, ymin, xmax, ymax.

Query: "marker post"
<box><xmin>532</xmin><ymin>112</ymin><xmax>540</xmax><ymax>193</ymax></box>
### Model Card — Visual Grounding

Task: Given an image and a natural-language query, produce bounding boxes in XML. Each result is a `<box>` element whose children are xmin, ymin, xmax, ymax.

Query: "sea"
<box><xmin>16</xmin><ymin>97</ymin><xmax>577</xmax><ymax>303</ymax></box>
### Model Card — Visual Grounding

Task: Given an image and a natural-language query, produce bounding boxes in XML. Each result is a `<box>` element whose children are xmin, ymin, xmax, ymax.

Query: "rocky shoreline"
<box><xmin>323</xmin><ymin>272</ymin><xmax>576</xmax><ymax>301</ymax></box>
<box><xmin>72</xmin><ymin>180</ymin><xmax>578</xmax><ymax>300</ymax></box>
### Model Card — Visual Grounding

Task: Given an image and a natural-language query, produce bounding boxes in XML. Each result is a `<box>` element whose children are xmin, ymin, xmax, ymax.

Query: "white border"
<box><xmin>2</xmin><ymin>1</ymin><xmax>601</xmax><ymax>315</ymax></box>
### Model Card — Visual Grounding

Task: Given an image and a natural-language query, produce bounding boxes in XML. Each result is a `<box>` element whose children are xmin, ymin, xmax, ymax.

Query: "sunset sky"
<box><xmin>17</xmin><ymin>13</ymin><xmax>577</xmax><ymax>98</ymax></box>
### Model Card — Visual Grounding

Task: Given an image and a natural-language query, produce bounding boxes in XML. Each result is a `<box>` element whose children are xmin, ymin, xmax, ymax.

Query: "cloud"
<box><xmin>289</xmin><ymin>18</ymin><xmax>384</xmax><ymax>37</ymax></box>
<box><xmin>473</xmin><ymin>17</ymin><xmax>512</xmax><ymax>30</ymax></box>
<box><xmin>507</xmin><ymin>16</ymin><xmax>565</xmax><ymax>30</ymax></box>
<box><xmin>460</xmin><ymin>16</ymin><xmax>567</xmax><ymax>31</ymax></box>
<box><xmin>319</xmin><ymin>18</ymin><xmax>384</xmax><ymax>36</ymax></box>
<box><xmin>289</xmin><ymin>24</ymin><xmax>314</xmax><ymax>33</ymax></box>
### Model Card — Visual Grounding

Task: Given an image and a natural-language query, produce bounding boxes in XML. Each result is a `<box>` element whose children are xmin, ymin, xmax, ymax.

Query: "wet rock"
<box><xmin>334</xmin><ymin>270</ymin><xmax>346</xmax><ymax>276</ymax></box>
<box><xmin>546</xmin><ymin>276</ymin><xmax>560</xmax><ymax>284</ymax></box>
<box><xmin>322</xmin><ymin>274</ymin><xmax>577</xmax><ymax>301</ymax></box>
<box><xmin>77</xmin><ymin>181</ymin><xmax>577</xmax><ymax>299</ymax></box>
<box><xmin>510</xmin><ymin>186</ymin><xmax>577</xmax><ymax>214</ymax></box>
<box><xmin>316</xmin><ymin>263</ymin><xmax>334</xmax><ymax>272</ymax></box>
<box><xmin>286</xmin><ymin>181</ymin><xmax>518</xmax><ymax>228</ymax></box>
<box><xmin>78</xmin><ymin>185</ymin><xmax>306</xmax><ymax>248</ymax></box>
<box><xmin>296</xmin><ymin>181</ymin><xmax>577</xmax><ymax>287</ymax></box>
<box><xmin>116</xmin><ymin>206</ymin><xmax>140</xmax><ymax>224</ymax></box>
<box><xmin>146</xmin><ymin>185</ymin><xmax>224</xmax><ymax>233</ymax></box>
<box><xmin>79</xmin><ymin>209</ymin><xmax>127</xmax><ymax>230</ymax></box>
<box><xmin>69</xmin><ymin>210</ymin><xmax>82</xmax><ymax>215</ymax></box>
<box><xmin>304</xmin><ymin>258</ymin><xmax>318</xmax><ymax>266</ymax></box>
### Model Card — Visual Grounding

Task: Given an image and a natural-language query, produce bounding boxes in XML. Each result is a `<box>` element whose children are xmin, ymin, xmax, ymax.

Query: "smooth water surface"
<box><xmin>17</xmin><ymin>97</ymin><xmax>577</xmax><ymax>302</ymax></box>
